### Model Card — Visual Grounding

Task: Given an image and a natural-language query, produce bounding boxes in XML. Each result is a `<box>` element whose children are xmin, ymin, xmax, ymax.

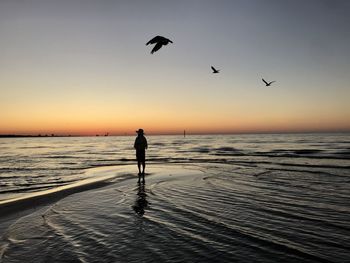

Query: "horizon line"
<box><xmin>1</xmin><ymin>130</ymin><xmax>350</xmax><ymax>138</ymax></box>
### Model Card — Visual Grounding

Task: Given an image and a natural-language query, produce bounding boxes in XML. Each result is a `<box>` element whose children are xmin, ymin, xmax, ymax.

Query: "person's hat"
<box><xmin>136</xmin><ymin>128</ymin><xmax>144</xmax><ymax>134</ymax></box>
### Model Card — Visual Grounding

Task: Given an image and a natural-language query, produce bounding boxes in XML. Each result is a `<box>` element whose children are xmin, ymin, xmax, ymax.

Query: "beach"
<box><xmin>1</xmin><ymin>0</ymin><xmax>350</xmax><ymax>261</ymax></box>
<box><xmin>0</xmin><ymin>134</ymin><xmax>349</xmax><ymax>262</ymax></box>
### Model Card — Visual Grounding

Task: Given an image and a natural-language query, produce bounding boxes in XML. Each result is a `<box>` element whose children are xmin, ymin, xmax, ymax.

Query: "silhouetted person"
<box><xmin>134</xmin><ymin>129</ymin><xmax>148</xmax><ymax>183</ymax></box>
<box><xmin>132</xmin><ymin>182</ymin><xmax>148</xmax><ymax>216</ymax></box>
<box><xmin>211</xmin><ymin>66</ymin><xmax>220</xmax><ymax>73</ymax></box>
<box><xmin>146</xmin><ymin>36</ymin><xmax>173</xmax><ymax>54</ymax></box>
<box><xmin>262</xmin><ymin>78</ymin><xmax>276</xmax><ymax>86</ymax></box>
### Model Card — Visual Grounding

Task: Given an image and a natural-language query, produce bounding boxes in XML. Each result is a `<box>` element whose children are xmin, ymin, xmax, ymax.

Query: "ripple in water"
<box><xmin>1</xmin><ymin>165</ymin><xmax>349</xmax><ymax>262</ymax></box>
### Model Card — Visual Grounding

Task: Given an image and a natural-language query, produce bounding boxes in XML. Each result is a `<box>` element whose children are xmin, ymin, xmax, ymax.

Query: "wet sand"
<box><xmin>1</xmin><ymin>164</ymin><xmax>349</xmax><ymax>262</ymax></box>
<box><xmin>0</xmin><ymin>165</ymin><xmax>201</xmax><ymax>243</ymax></box>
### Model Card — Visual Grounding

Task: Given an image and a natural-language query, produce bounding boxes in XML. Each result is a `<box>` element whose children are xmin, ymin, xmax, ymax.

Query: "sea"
<box><xmin>0</xmin><ymin>133</ymin><xmax>349</xmax><ymax>262</ymax></box>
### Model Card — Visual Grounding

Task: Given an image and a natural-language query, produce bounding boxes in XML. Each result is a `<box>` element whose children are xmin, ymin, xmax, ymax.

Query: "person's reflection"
<box><xmin>133</xmin><ymin>181</ymin><xmax>148</xmax><ymax>216</ymax></box>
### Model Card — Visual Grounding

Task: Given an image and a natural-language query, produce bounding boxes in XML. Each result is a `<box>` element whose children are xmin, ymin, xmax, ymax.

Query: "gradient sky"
<box><xmin>1</xmin><ymin>0</ymin><xmax>349</xmax><ymax>135</ymax></box>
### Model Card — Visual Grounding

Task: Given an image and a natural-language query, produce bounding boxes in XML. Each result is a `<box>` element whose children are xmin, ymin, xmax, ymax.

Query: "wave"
<box><xmin>175</xmin><ymin>145</ymin><xmax>350</xmax><ymax>160</ymax></box>
<box><xmin>0</xmin><ymin>183</ymin><xmax>70</xmax><ymax>195</ymax></box>
<box><xmin>45</xmin><ymin>155</ymin><xmax>77</xmax><ymax>159</ymax></box>
<box><xmin>134</xmin><ymin>156</ymin><xmax>350</xmax><ymax>171</ymax></box>
<box><xmin>189</xmin><ymin>146</ymin><xmax>211</xmax><ymax>153</ymax></box>
<box><xmin>215</xmin><ymin>146</ymin><xmax>240</xmax><ymax>152</ymax></box>
<box><xmin>17</xmin><ymin>146</ymin><xmax>53</xmax><ymax>149</ymax></box>
<box><xmin>0</xmin><ymin>169</ymin><xmax>85</xmax><ymax>175</ymax></box>
<box><xmin>222</xmin><ymin>159</ymin><xmax>350</xmax><ymax>169</ymax></box>
<box><xmin>211</xmin><ymin>151</ymin><xmax>350</xmax><ymax>160</ymax></box>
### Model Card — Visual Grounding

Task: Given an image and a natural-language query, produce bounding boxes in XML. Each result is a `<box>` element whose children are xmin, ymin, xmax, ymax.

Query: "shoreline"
<box><xmin>0</xmin><ymin>165</ymin><xmax>139</xmax><ymax>216</ymax></box>
<box><xmin>0</xmin><ymin>164</ymin><xmax>202</xmax><ymax>235</ymax></box>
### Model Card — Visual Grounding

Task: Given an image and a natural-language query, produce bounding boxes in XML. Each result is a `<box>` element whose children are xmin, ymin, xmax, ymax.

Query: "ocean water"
<box><xmin>0</xmin><ymin>134</ymin><xmax>349</xmax><ymax>262</ymax></box>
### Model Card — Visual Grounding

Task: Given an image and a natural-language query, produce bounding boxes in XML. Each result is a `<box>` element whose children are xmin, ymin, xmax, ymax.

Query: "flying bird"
<box><xmin>146</xmin><ymin>36</ymin><xmax>173</xmax><ymax>54</ymax></box>
<box><xmin>262</xmin><ymin>78</ymin><xmax>275</xmax><ymax>86</ymax></box>
<box><xmin>211</xmin><ymin>66</ymin><xmax>220</xmax><ymax>73</ymax></box>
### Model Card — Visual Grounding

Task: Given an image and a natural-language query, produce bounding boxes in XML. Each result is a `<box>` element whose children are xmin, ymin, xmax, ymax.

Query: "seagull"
<box><xmin>211</xmin><ymin>66</ymin><xmax>220</xmax><ymax>73</ymax></box>
<box><xmin>146</xmin><ymin>36</ymin><xmax>173</xmax><ymax>54</ymax></box>
<box><xmin>262</xmin><ymin>78</ymin><xmax>275</xmax><ymax>86</ymax></box>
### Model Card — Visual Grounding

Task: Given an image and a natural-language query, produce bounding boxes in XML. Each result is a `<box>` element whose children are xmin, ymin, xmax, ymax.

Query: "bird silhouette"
<box><xmin>211</xmin><ymin>66</ymin><xmax>220</xmax><ymax>73</ymax></box>
<box><xmin>146</xmin><ymin>36</ymin><xmax>173</xmax><ymax>54</ymax></box>
<box><xmin>262</xmin><ymin>78</ymin><xmax>275</xmax><ymax>86</ymax></box>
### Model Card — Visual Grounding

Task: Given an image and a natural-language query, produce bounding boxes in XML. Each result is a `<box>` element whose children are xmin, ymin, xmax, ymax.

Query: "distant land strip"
<box><xmin>0</xmin><ymin>134</ymin><xmax>76</xmax><ymax>138</ymax></box>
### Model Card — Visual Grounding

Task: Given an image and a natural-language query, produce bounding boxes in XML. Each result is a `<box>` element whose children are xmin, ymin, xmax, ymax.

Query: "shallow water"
<box><xmin>0</xmin><ymin>134</ymin><xmax>349</xmax><ymax>262</ymax></box>
<box><xmin>1</xmin><ymin>134</ymin><xmax>349</xmax><ymax>201</ymax></box>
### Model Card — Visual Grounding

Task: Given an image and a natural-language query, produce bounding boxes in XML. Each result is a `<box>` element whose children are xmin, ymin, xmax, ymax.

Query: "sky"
<box><xmin>1</xmin><ymin>0</ymin><xmax>349</xmax><ymax>135</ymax></box>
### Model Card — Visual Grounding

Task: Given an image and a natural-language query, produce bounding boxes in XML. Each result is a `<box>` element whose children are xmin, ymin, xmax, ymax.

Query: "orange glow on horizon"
<box><xmin>1</xmin><ymin>1</ymin><xmax>350</xmax><ymax>137</ymax></box>
<box><xmin>1</xmin><ymin>115</ymin><xmax>349</xmax><ymax>136</ymax></box>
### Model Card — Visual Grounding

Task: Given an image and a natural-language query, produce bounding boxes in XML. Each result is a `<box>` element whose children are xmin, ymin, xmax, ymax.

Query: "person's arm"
<box><xmin>134</xmin><ymin>138</ymin><xmax>137</xmax><ymax>149</ymax></box>
<box><xmin>145</xmin><ymin>138</ymin><xmax>148</xmax><ymax>149</ymax></box>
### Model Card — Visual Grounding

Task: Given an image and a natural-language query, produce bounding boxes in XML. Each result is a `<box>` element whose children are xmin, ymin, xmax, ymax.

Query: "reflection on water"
<box><xmin>133</xmin><ymin>182</ymin><xmax>148</xmax><ymax>216</ymax></box>
<box><xmin>1</xmin><ymin>134</ymin><xmax>349</xmax><ymax>201</ymax></box>
<box><xmin>0</xmin><ymin>164</ymin><xmax>349</xmax><ymax>263</ymax></box>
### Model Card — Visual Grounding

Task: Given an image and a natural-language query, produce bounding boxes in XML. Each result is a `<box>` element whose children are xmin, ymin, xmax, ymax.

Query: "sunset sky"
<box><xmin>1</xmin><ymin>0</ymin><xmax>349</xmax><ymax>135</ymax></box>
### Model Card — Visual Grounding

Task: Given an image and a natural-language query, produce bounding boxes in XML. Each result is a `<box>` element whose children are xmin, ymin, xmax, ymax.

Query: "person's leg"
<box><xmin>141</xmin><ymin>161</ymin><xmax>146</xmax><ymax>182</ymax></box>
<box><xmin>137</xmin><ymin>160</ymin><xmax>142</xmax><ymax>183</ymax></box>
<box><xmin>142</xmin><ymin>161</ymin><xmax>146</xmax><ymax>174</ymax></box>
<box><xmin>137</xmin><ymin>161</ymin><xmax>141</xmax><ymax>175</ymax></box>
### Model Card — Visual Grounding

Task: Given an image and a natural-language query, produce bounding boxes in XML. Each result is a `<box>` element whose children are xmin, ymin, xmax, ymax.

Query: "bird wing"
<box><xmin>146</xmin><ymin>36</ymin><xmax>163</xmax><ymax>45</ymax></box>
<box><xmin>269</xmin><ymin>81</ymin><xmax>276</xmax><ymax>84</ymax></box>
<box><xmin>262</xmin><ymin>78</ymin><xmax>268</xmax><ymax>85</ymax></box>
<box><xmin>211</xmin><ymin>66</ymin><xmax>217</xmax><ymax>72</ymax></box>
<box><xmin>151</xmin><ymin>42</ymin><xmax>163</xmax><ymax>54</ymax></box>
